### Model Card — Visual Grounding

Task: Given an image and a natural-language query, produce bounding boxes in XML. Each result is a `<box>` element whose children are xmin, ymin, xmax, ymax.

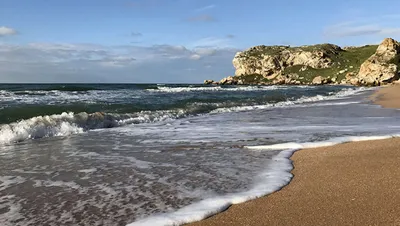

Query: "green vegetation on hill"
<box><xmin>243</xmin><ymin>43</ymin><xmax>341</xmax><ymax>59</ymax></box>
<box><xmin>237</xmin><ymin>74</ymin><xmax>270</xmax><ymax>84</ymax></box>
<box><xmin>240</xmin><ymin>44</ymin><xmax>378</xmax><ymax>83</ymax></box>
<box><xmin>209</xmin><ymin>38</ymin><xmax>400</xmax><ymax>86</ymax></box>
<box><xmin>283</xmin><ymin>45</ymin><xmax>378</xmax><ymax>82</ymax></box>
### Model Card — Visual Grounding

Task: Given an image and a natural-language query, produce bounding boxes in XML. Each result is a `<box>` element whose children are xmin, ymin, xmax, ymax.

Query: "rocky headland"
<box><xmin>205</xmin><ymin>38</ymin><xmax>400</xmax><ymax>86</ymax></box>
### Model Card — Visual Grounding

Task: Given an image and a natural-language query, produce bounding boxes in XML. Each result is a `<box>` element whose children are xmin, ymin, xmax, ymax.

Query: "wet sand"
<box><xmin>371</xmin><ymin>83</ymin><xmax>400</xmax><ymax>108</ymax></box>
<box><xmin>188</xmin><ymin>84</ymin><xmax>400</xmax><ymax>226</ymax></box>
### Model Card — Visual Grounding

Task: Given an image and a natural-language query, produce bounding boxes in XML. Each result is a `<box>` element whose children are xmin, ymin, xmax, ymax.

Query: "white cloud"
<box><xmin>380</xmin><ymin>28</ymin><xmax>400</xmax><ymax>36</ymax></box>
<box><xmin>189</xmin><ymin>54</ymin><xmax>201</xmax><ymax>60</ymax></box>
<box><xmin>324</xmin><ymin>24</ymin><xmax>400</xmax><ymax>38</ymax></box>
<box><xmin>195</xmin><ymin>4</ymin><xmax>215</xmax><ymax>11</ymax></box>
<box><xmin>324</xmin><ymin>15</ymin><xmax>400</xmax><ymax>38</ymax></box>
<box><xmin>0</xmin><ymin>42</ymin><xmax>239</xmax><ymax>83</ymax></box>
<box><xmin>194</xmin><ymin>47</ymin><xmax>216</xmax><ymax>56</ymax></box>
<box><xmin>0</xmin><ymin>26</ymin><xmax>17</xmax><ymax>36</ymax></box>
<box><xmin>131</xmin><ymin>32</ymin><xmax>142</xmax><ymax>37</ymax></box>
<box><xmin>186</xmin><ymin>14</ymin><xmax>216</xmax><ymax>22</ymax></box>
<box><xmin>190</xmin><ymin>37</ymin><xmax>233</xmax><ymax>48</ymax></box>
<box><xmin>324</xmin><ymin>24</ymin><xmax>382</xmax><ymax>37</ymax></box>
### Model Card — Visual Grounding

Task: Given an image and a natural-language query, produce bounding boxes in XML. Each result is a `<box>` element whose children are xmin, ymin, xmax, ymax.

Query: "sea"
<box><xmin>1</xmin><ymin>83</ymin><xmax>400</xmax><ymax>226</ymax></box>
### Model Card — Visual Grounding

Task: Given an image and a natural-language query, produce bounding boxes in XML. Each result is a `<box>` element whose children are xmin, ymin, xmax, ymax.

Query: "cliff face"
<box><xmin>348</xmin><ymin>38</ymin><xmax>400</xmax><ymax>86</ymax></box>
<box><xmin>205</xmin><ymin>38</ymin><xmax>400</xmax><ymax>86</ymax></box>
<box><xmin>232</xmin><ymin>44</ymin><xmax>340</xmax><ymax>79</ymax></box>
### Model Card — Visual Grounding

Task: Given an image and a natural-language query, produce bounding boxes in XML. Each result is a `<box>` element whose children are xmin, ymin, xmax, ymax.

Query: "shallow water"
<box><xmin>1</xmin><ymin>84</ymin><xmax>400</xmax><ymax>226</ymax></box>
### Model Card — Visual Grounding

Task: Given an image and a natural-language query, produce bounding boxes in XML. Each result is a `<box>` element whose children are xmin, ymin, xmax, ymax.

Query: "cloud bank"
<box><xmin>0</xmin><ymin>42</ymin><xmax>238</xmax><ymax>83</ymax></box>
<box><xmin>324</xmin><ymin>23</ymin><xmax>400</xmax><ymax>38</ymax></box>
<box><xmin>324</xmin><ymin>14</ymin><xmax>400</xmax><ymax>39</ymax></box>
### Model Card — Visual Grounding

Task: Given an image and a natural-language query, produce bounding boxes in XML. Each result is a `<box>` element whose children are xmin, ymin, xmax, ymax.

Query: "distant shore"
<box><xmin>188</xmin><ymin>84</ymin><xmax>400</xmax><ymax>226</ymax></box>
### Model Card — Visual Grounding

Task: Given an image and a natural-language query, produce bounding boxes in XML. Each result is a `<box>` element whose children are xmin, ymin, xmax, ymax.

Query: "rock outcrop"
<box><xmin>232</xmin><ymin>44</ymin><xmax>341</xmax><ymax>79</ymax></box>
<box><xmin>347</xmin><ymin>38</ymin><xmax>400</xmax><ymax>86</ymax></box>
<box><xmin>312</xmin><ymin>76</ymin><xmax>323</xmax><ymax>85</ymax></box>
<box><xmin>205</xmin><ymin>38</ymin><xmax>400</xmax><ymax>86</ymax></box>
<box><xmin>204</xmin><ymin>80</ymin><xmax>214</xmax><ymax>85</ymax></box>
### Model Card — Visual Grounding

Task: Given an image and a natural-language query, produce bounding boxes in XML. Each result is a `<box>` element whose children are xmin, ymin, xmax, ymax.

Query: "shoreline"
<box><xmin>186</xmin><ymin>84</ymin><xmax>400</xmax><ymax>226</ymax></box>
<box><xmin>370</xmin><ymin>83</ymin><xmax>400</xmax><ymax>108</ymax></box>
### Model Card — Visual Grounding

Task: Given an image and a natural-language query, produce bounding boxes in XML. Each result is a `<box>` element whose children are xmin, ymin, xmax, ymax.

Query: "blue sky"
<box><xmin>1</xmin><ymin>0</ymin><xmax>400</xmax><ymax>83</ymax></box>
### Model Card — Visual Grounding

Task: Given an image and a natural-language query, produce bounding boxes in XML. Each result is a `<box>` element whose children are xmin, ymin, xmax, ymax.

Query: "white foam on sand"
<box><xmin>127</xmin><ymin>134</ymin><xmax>400</xmax><ymax>226</ymax></box>
<box><xmin>245</xmin><ymin>135</ymin><xmax>399</xmax><ymax>151</ymax></box>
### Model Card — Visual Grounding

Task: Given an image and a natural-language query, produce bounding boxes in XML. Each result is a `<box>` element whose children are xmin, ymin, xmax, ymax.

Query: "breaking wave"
<box><xmin>0</xmin><ymin>111</ymin><xmax>186</xmax><ymax>145</ymax></box>
<box><xmin>211</xmin><ymin>87</ymin><xmax>372</xmax><ymax>113</ymax></box>
<box><xmin>149</xmin><ymin>85</ymin><xmax>289</xmax><ymax>93</ymax></box>
<box><xmin>0</xmin><ymin>86</ymin><xmax>372</xmax><ymax>145</ymax></box>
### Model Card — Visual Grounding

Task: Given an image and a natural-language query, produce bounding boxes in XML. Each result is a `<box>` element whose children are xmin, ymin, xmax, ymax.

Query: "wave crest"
<box><xmin>149</xmin><ymin>85</ymin><xmax>288</xmax><ymax>93</ymax></box>
<box><xmin>0</xmin><ymin>87</ymin><xmax>371</xmax><ymax>145</ymax></box>
<box><xmin>0</xmin><ymin>111</ymin><xmax>184</xmax><ymax>145</ymax></box>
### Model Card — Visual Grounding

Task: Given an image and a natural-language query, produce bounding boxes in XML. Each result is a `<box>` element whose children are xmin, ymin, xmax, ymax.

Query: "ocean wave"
<box><xmin>0</xmin><ymin>111</ymin><xmax>186</xmax><ymax>145</ymax></box>
<box><xmin>149</xmin><ymin>85</ymin><xmax>291</xmax><ymax>93</ymax></box>
<box><xmin>42</xmin><ymin>85</ymin><xmax>100</xmax><ymax>92</ymax></box>
<box><xmin>128</xmin><ymin>134</ymin><xmax>400</xmax><ymax>226</ymax></box>
<box><xmin>211</xmin><ymin>87</ymin><xmax>372</xmax><ymax>113</ymax></box>
<box><xmin>0</xmin><ymin>87</ymin><xmax>372</xmax><ymax>144</ymax></box>
<box><xmin>0</xmin><ymin>89</ymin><xmax>141</xmax><ymax>106</ymax></box>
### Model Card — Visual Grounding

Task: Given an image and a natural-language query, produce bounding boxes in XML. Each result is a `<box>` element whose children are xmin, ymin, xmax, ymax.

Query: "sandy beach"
<box><xmin>188</xmin><ymin>84</ymin><xmax>400</xmax><ymax>226</ymax></box>
<box><xmin>371</xmin><ymin>83</ymin><xmax>400</xmax><ymax>108</ymax></box>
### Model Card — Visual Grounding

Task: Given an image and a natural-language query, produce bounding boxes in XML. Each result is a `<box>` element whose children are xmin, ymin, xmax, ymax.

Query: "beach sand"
<box><xmin>371</xmin><ymin>83</ymin><xmax>400</xmax><ymax>108</ymax></box>
<box><xmin>188</xmin><ymin>84</ymin><xmax>400</xmax><ymax>226</ymax></box>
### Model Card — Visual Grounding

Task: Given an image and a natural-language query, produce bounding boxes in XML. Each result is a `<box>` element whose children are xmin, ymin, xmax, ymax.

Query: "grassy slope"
<box><xmin>238</xmin><ymin>44</ymin><xmax>378</xmax><ymax>83</ymax></box>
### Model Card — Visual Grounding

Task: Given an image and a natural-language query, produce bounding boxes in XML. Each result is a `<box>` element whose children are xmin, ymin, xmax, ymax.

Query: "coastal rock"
<box><xmin>219</xmin><ymin>76</ymin><xmax>236</xmax><ymax>85</ymax></box>
<box><xmin>204</xmin><ymin>80</ymin><xmax>214</xmax><ymax>85</ymax></box>
<box><xmin>312</xmin><ymin>76</ymin><xmax>333</xmax><ymax>85</ymax></box>
<box><xmin>232</xmin><ymin>44</ymin><xmax>341</xmax><ymax>79</ymax></box>
<box><xmin>204</xmin><ymin>38</ymin><xmax>400</xmax><ymax>86</ymax></box>
<box><xmin>312</xmin><ymin>76</ymin><xmax>323</xmax><ymax>85</ymax></box>
<box><xmin>350</xmin><ymin>38</ymin><xmax>400</xmax><ymax>86</ymax></box>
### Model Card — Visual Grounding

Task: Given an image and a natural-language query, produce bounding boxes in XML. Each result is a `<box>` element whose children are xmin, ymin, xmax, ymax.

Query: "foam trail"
<box><xmin>245</xmin><ymin>135</ymin><xmax>400</xmax><ymax>151</ymax></box>
<box><xmin>128</xmin><ymin>149</ymin><xmax>293</xmax><ymax>226</ymax></box>
<box><xmin>127</xmin><ymin>134</ymin><xmax>400</xmax><ymax>226</ymax></box>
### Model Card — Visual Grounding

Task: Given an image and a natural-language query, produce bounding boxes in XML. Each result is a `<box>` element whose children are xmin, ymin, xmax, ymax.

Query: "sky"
<box><xmin>1</xmin><ymin>0</ymin><xmax>400</xmax><ymax>83</ymax></box>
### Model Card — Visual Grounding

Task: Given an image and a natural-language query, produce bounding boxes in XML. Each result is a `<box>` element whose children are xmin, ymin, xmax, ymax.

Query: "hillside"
<box><xmin>205</xmin><ymin>38</ymin><xmax>400</xmax><ymax>86</ymax></box>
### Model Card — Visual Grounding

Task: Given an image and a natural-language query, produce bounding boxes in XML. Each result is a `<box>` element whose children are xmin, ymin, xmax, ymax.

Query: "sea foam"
<box><xmin>211</xmin><ymin>87</ymin><xmax>372</xmax><ymax>113</ymax></box>
<box><xmin>0</xmin><ymin>86</ymin><xmax>371</xmax><ymax>145</ymax></box>
<box><xmin>127</xmin><ymin>134</ymin><xmax>400</xmax><ymax>226</ymax></box>
<box><xmin>0</xmin><ymin>111</ymin><xmax>184</xmax><ymax>145</ymax></box>
<box><xmin>149</xmin><ymin>85</ymin><xmax>288</xmax><ymax>93</ymax></box>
